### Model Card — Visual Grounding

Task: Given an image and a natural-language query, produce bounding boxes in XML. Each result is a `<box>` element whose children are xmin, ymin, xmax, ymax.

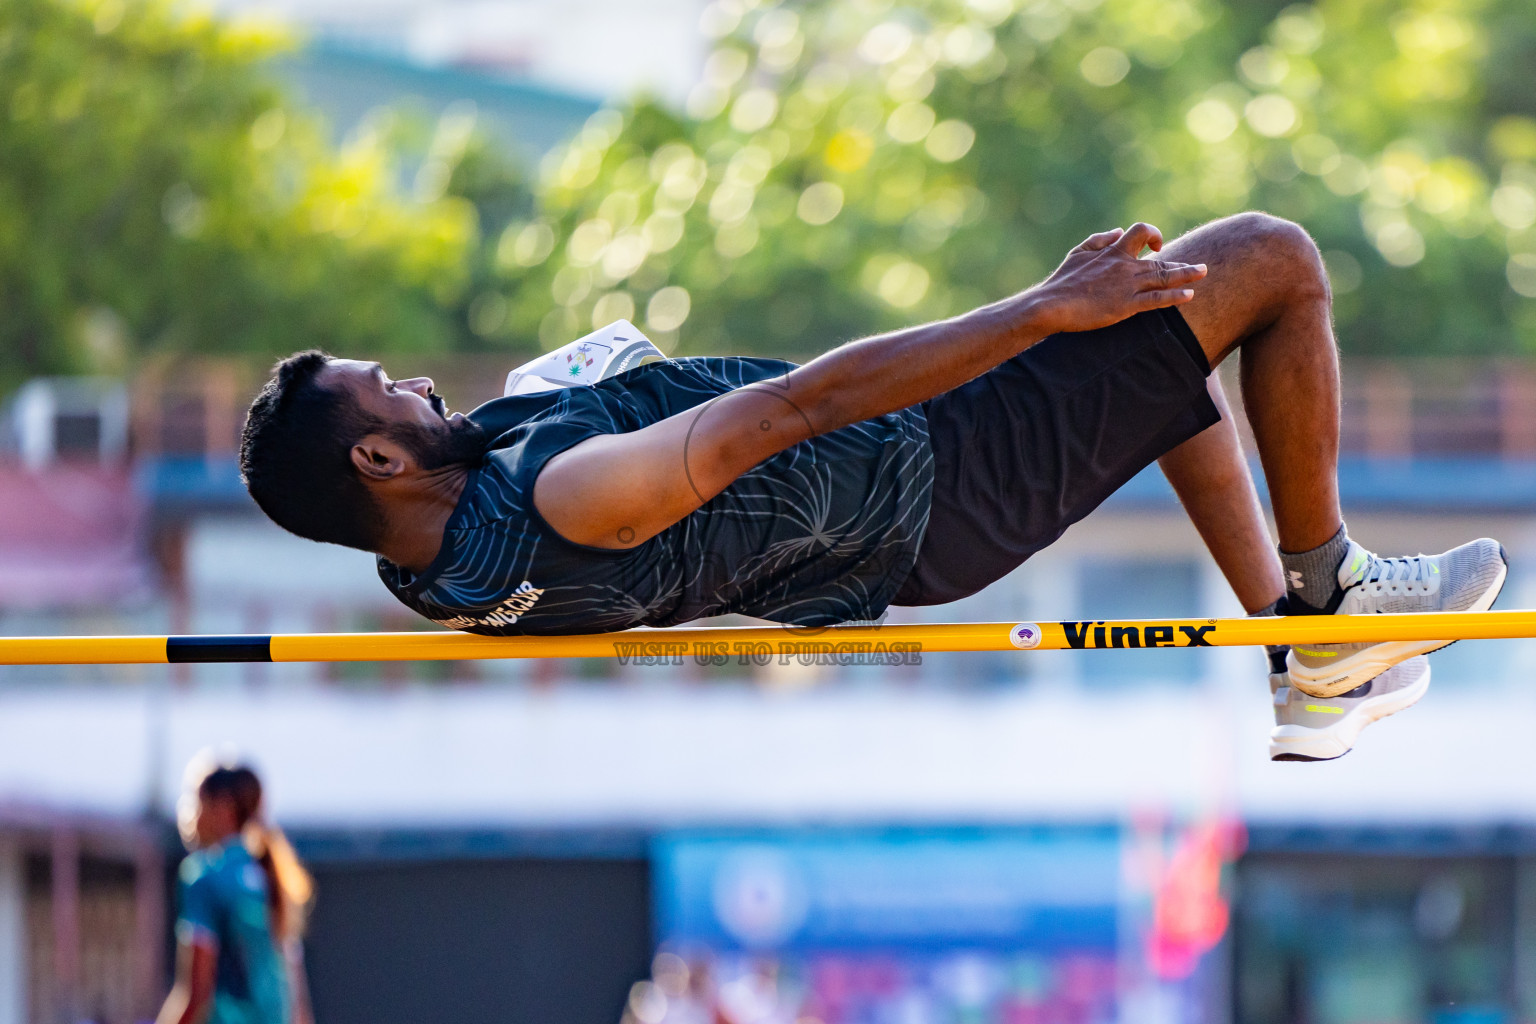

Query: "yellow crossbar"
<box><xmin>0</xmin><ymin>609</ymin><xmax>1532</xmax><ymax>665</ymax></box>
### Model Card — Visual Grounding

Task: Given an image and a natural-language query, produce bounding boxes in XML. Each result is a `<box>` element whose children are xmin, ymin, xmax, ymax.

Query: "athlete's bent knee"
<box><xmin>1229</xmin><ymin>211</ymin><xmax>1328</xmax><ymax>301</ymax></box>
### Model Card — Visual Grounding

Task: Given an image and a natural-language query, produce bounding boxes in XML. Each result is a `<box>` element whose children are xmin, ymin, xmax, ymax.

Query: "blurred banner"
<box><xmin>655</xmin><ymin>828</ymin><xmax>1121</xmax><ymax>952</ymax></box>
<box><xmin>648</xmin><ymin>829</ymin><xmax>1128</xmax><ymax>1024</ymax></box>
<box><xmin>0</xmin><ymin>465</ymin><xmax>152</xmax><ymax>611</ymax></box>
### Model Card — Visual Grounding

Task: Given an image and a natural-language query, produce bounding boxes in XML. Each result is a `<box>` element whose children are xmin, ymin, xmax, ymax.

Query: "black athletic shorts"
<box><xmin>891</xmin><ymin>306</ymin><xmax>1219</xmax><ymax>606</ymax></box>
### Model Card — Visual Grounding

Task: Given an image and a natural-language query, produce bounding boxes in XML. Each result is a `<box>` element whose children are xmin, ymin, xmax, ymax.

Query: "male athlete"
<box><xmin>240</xmin><ymin>213</ymin><xmax>1507</xmax><ymax>760</ymax></box>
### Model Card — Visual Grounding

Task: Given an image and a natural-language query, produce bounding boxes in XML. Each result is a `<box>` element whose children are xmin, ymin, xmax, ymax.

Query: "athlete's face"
<box><xmin>321</xmin><ymin>358</ymin><xmax>486</xmax><ymax>469</ymax></box>
<box><xmin>323</xmin><ymin>358</ymin><xmax>462</xmax><ymax>432</ymax></box>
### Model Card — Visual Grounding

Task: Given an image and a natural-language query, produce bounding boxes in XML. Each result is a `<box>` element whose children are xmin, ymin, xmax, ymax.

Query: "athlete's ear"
<box><xmin>350</xmin><ymin>434</ymin><xmax>409</xmax><ymax>482</ymax></box>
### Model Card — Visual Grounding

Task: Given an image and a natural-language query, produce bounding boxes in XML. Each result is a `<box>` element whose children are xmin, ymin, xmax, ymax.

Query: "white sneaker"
<box><xmin>1286</xmin><ymin>538</ymin><xmax>1506</xmax><ymax>698</ymax></box>
<box><xmin>1269</xmin><ymin>654</ymin><xmax>1430</xmax><ymax>761</ymax></box>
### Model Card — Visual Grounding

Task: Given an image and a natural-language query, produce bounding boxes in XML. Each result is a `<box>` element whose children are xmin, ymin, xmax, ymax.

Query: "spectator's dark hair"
<box><xmin>239</xmin><ymin>350</ymin><xmax>384</xmax><ymax>551</ymax></box>
<box><xmin>198</xmin><ymin>763</ymin><xmax>314</xmax><ymax>940</ymax></box>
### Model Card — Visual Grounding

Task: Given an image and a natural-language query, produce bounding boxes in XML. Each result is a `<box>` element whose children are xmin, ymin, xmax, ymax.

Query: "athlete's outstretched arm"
<box><xmin>536</xmin><ymin>223</ymin><xmax>1206</xmax><ymax>549</ymax></box>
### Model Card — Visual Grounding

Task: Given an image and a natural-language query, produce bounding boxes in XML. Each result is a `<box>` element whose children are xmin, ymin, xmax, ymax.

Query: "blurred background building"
<box><xmin>207</xmin><ymin>0</ymin><xmax>706</xmax><ymax>103</ymax></box>
<box><xmin>3</xmin><ymin>0</ymin><xmax>1536</xmax><ymax>1022</ymax></box>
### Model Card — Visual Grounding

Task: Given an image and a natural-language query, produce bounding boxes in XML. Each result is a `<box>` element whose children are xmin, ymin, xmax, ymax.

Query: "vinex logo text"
<box><xmin>1061</xmin><ymin>621</ymin><xmax>1216</xmax><ymax>648</ymax></box>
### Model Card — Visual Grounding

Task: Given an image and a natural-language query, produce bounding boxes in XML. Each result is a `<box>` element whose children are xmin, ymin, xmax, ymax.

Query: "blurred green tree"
<box><xmin>481</xmin><ymin>0</ymin><xmax>1536</xmax><ymax>360</ymax></box>
<box><xmin>0</xmin><ymin>0</ymin><xmax>481</xmax><ymax>383</ymax></box>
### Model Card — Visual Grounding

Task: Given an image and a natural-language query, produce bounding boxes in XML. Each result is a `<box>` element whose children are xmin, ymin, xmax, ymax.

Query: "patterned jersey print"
<box><xmin>378</xmin><ymin>357</ymin><xmax>934</xmax><ymax>635</ymax></box>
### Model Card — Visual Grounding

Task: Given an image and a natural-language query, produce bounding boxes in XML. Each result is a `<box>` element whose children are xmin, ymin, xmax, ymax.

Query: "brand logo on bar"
<box><xmin>1060</xmin><ymin>621</ymin><xmax>1216</xmax><ymax>648</ymax></box>
<box><xmin>1010</xmin><ymin>623</ymin><xmax>1043</xmax><ymax>649</ymax></box>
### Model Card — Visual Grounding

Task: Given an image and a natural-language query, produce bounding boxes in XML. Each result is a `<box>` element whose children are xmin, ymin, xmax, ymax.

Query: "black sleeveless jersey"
<box><xmin>378</xmin><ymin>357</ymin><xmax>933</xmax><ymax>635</ymax></box>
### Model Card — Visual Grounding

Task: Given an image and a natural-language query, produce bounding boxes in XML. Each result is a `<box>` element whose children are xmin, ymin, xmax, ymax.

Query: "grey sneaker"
<box><xmin>1286</xmin><ymin>538</ymin><xmax>1506</xmax><ymax>698</ymax></box>
<box><xmin>1270</xmin><ymin>655</ymin><xmax>1430</xmax><ymax>761</ymax></box>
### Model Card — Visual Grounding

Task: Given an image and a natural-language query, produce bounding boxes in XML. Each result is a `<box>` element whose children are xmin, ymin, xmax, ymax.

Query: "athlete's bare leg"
<box><xmin>1154</xmin><ymin>213</ymin><xmax>1343</xmax><ymax>562</ymax></box>
<box><xmin>1157</xmin><ymin>375</ymin><xmax>1284</xmax><ymax>613</ymax></box>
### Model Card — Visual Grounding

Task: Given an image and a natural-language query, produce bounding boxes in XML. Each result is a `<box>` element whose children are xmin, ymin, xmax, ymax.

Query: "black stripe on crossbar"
<box><xmin>166</xmin><ymin>636</ymin><xmax>273</xmax><ymax>663</ymax></box>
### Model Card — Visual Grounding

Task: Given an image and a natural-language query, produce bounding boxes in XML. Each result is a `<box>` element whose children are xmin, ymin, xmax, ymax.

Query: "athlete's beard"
<box><xmin>388</xmin><ymin>412</ymin><xmax>488</xmax><ymax>470</ymax></box>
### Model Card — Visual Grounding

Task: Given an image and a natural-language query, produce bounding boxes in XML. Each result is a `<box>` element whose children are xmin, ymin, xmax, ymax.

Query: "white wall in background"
<box><xmin>185</xmin><ymin>516</ymin><xmax>390</xmax><ymax>612</ymax></box>
<box><xmin>4</xmin><ymin>682</ymin><xmax>1536</xmax><ymax>828</ymax></box>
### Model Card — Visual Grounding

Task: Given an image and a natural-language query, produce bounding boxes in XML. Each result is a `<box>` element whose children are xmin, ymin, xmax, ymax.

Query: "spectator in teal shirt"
<box><xmin>158</xmin><ymin>761</ymin><xmax>314</xmax><ymax>1024</ymax></box>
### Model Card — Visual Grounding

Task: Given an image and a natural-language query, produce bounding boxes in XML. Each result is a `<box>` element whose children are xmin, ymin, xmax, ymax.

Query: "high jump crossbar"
<box><xmin>1</xmin><ymin>609</ymin><xmax>1534</xmax><ymax>665</ymax></box>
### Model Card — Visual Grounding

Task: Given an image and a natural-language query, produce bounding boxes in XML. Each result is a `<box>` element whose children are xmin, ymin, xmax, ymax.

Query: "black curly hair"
<box><xmin>238</xmin><ymin>350</ymin><xmax>385</xmax><ymax>551</ymax></box>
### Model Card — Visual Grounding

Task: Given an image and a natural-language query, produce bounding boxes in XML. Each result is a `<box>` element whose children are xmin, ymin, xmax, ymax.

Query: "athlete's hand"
<box><xmin>1026</xmin><ymin>223</ymin><xmax>1206</xmax><ymax>336</ymax></box>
